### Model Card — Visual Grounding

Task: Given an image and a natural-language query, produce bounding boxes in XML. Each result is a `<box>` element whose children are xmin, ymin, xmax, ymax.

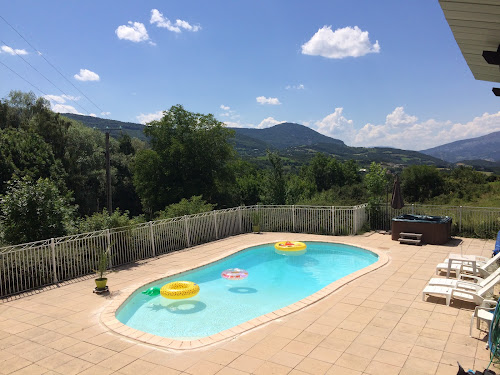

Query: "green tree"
<box><xmin>402</xmin><ymin>165</ymin><xmax>445</xmax><ymax>202</ymax></box>
<box><xmin>156</xmin><ymin>196</ymin><xmax>216</xmax><ymax>219</ymax></box>
<box><xmin>133</xmin><ymin>105</ymin><xmax>236</xmax><ymax>213</ymax></box>
<box><xmin>261</xmin><ymin>150</ymin><xmax>287</xmax><ymax>204</ymax></box>
<box><xmin>0</xmin><ymin>128</ymin><xmax>65</xmax><ymax>194</ymax></box>
<box><xmin>364</xmin><ymin>162</ymin><xmax>387</xmax><ymax>203</ymax></box>
<box><xmin>0</xmin><ymin>177</ymin><xmax>76</xmax><ymax>244</ymax></box>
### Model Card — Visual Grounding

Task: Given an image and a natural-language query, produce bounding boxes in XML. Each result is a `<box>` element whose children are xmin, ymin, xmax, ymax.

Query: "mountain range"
<box><xmin>421</xmin><ymin>131</ymin><xmax>500</xmax><ymax>163</ymax></box>
<box><xmin>62</xmin><ymin>113</ymin><xmax>500</xmax><ymax>170</ymax></box>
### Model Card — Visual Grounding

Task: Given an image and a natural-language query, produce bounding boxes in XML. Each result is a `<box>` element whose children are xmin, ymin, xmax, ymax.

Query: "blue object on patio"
<box><xmin>492</xmin><ymin>231</ymin><xmax>500</xmax><ymax>256</ymax></box>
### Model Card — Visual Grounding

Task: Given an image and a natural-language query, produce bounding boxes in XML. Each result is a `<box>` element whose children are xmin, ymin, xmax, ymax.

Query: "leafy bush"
<box><xmin>156</xmin><ymin>196</ymin><xmax>215</xmax><ymax>219</ymax></box>
<box><xmin>0</xmin><ymin>177</ymin><xmax>76</xmax><ymax>244</ymax></box>
<box><xmin>75</xmin><ymin>208</ymin><xmax>144</xmax><ymax>233</ymax></box>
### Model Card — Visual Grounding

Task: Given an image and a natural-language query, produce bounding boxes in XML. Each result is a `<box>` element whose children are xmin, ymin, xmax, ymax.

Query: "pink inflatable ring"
<box><xmin>221</xmin><ymin>268</ymin><xmax>248</xmax><ymax>280</ymax></box>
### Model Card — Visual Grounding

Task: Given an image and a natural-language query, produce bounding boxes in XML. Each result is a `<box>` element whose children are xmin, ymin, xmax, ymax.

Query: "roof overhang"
<box><xmin>439</xmin><ymin>0</ymin><xmax>500</xmax><ymax>83</ymax></box>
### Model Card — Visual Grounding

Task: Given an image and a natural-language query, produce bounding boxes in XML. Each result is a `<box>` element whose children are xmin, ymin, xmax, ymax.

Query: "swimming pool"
<box><xmin>116</xmin><ymin>241</ymin><xmax>378</xmax><ymax>339</ymax></box>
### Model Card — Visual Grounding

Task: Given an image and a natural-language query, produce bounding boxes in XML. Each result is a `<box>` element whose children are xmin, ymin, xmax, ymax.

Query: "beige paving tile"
<box><xmin>307</xmin><ymin>346</ymin><xmax>342</xmax><ymax>364</ymax></box>
<box><xmin>334</xmin><ymin>352</ymin><xmax>371</xmax><ymax>372</ymax></box>
<box><xmin>282</xmin><ymin>340</ymin><xmax>316</xmax><ymax>356</ymax></box>
<box><xmin>403</xmin><ymin>357</ymin><xmax>439</xmax><ymax>375</ymax></box>
<box><xmin>295</xmin><ymin>357</ymin><xmax>332</xmax><ymax>374</ymax></box>
<box><xmin>364</xmin><ymin>360</ymin><xmax>402</xmax><ymax>375</ymax></box>
<box><xmin>372</xmin><ymin>349</ymin><xmax>408</xmax><ymax>367</ymax></box>
<box><xmin>227</xmin><ymin>354</ymin><xmax>264</xmax><ymax>373</ymax></box>
<box><xmin>269</xmin><ymin>350</ymin><xmax>304</xmax><ymax>368</ymax></box>
<box><xmin>53</xmin><ymin>357</ymin><xmax>93</xmax><ymax>375</ymax></box>
<box><xmin>253</xmin><ymin>361</ymin><xmax>292</xmax><ymax>375</ymax></box>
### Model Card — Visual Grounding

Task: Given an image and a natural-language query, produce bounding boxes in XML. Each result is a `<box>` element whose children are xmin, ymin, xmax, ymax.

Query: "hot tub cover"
<box><xmin>392</xmin><ymin>214</ymin><xmax>452</xmax><ymax>224</ymax></box>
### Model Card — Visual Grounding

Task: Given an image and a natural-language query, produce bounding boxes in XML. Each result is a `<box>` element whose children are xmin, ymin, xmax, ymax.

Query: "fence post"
<box><xmin>412</xmin><ymin>204</ymin><xmax>415</xmax><ymax>215</ymax></box>
<box><xmin>50</xmin><ymin>238</ymin><xmax>58</xmax><ymax>283</ymax></box>
<box><xmin>149</xmin><ymin>221</ymin><xmax>156</xmax><ymax>257</ymax></box>
<box><xmin>331</xmin><ymin>206</ymin><xmax>335</xmax><ymax>235</ymax></box>
<box><xmin>238</xmin><ymin>206</ymin><xmax>242</xmax><ymax>233</ymax></box>
<box><xmin>184</xmin><ymin>215</ymin><xmax>190</xmax><ymax>247</ymax></box>
<box><xmin>459</xmin><ymin>206</ymin><xmax>462</xmax><ymax>234</ymax></box>
<box><xmin>106</xmin><ymin>229</ymin><xmax>113</xmax><ymax>268</ymax></box>
<box><xmin>213</xmin><ymin>211</ymin><xmax>218</xmax><ymax>239</ymax></box>
<box><xmin>292</xmin><ymin>205</ymin><xmax>295</xmax><ymax>232</ymax></box>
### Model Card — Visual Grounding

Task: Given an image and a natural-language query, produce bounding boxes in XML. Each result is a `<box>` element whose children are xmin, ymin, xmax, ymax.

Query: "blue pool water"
<box><xmin>116</xmin><ymin>242</ymin><xmax>377</xmax><ymax>339</ymax></box>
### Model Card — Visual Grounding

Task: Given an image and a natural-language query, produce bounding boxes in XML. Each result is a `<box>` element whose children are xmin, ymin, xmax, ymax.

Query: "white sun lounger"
<box><xmin>428</xmin><ymin>267</ymin><xmax>500</xmax><ymax>292</ymax></box>
<box><xmin>435</xmin><ymin>251</ymin><xmax>500</xmax><ymax>278</ymax></box>
<box><xmin>422</xmin><ymin>273</ymin><xmax>500</xmax><ymax>306</ymax></box>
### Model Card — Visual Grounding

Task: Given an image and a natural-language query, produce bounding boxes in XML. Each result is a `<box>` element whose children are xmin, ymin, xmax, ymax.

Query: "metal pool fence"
<box><xmin>0</xmin><ymin>204</ymin><xmax>367</xmax><ymax>297</ymax></box>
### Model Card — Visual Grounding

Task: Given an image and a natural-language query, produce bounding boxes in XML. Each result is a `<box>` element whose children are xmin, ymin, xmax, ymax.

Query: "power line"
<box><xmin>1</xmin><ymin>38</ymin><xmax>92</xmax><ymax>115</ymax></box>
<box><xmin>0</xmin><ymin>13</ymin><xmax>108</xmax><ymax>116</ymax></box>
<box><xmin>0</xmin><ymin>59</ymin><xmax>47</xmax><ymax>96</ymax></box>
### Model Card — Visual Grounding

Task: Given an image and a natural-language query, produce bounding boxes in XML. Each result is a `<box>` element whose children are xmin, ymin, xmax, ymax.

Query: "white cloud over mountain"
<box><xmin>150</xmin><ymin>9</ymin><xmax>201</xmax><ymax>33</ymax></box>
<box><xmin>0</xmin><ymin>45</ymin><xmax>28</xmax><ymax>55</ymax></box>
<box><xmin>115</xmin><ymin>21</ymin><xmax>151</xmax><ymax>43</ymax></box>
<box><xmin>256</xmin><ymin>96</ymin><xmax>281</xmax><ymax>105</ymax></box>
<box><xmin>74</xmin><ymin>69</ymin><xmax>100</xmax><ymax>82</ymax></box>
<box><xmin>312</xmin><ymin>106</ymin><xmax>500</xmax><ymax>150</ymax></box>
<box><xmin>44</xmin><ymin>94</ymin><xmax>82</xmax><ymax>114</ymax></box>
<box><xmin>257</xmin><ymin>117</ymin><xmax>281</xmax><ymax>129</ymax></box>
<box><xmin>301</xmin><ymin>26</ymin><xmax>380</xmax><ymax>59</ymax></box>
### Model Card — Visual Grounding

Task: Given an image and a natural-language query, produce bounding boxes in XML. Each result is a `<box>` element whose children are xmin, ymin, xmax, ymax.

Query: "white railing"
<box><xmin>369</xmin><ymin>204</ymin><xmax>500</xmax><ymax>239</ymax></box>
<box><xmin>0</xmin><ymin>204</ymin><xmax>367</xmax><ymax>297</ymax></box>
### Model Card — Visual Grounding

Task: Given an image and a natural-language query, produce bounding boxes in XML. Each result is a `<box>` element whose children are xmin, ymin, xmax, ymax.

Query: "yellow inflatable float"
<box><xmin>274</xmin><ymin>241</ymin><xmax>307</xmax><ymax>252</ymax></box>
<box><xmin>160</xmin><ymin>281</ymin><xmax>200</xmax><ymax>299</ymax></box>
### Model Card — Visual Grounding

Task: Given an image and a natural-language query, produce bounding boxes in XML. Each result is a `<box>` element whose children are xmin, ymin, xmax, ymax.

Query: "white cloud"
<box><xmin>385</xmin><ymin>106</ymin><xmax>417</xmax><ymax>126</ymax></box>
<box><xmin>256</xmin><ymin>96</ymin><xmax>281</xmax><ymax>105</ymax></box>
<box><xmin>0</xmin><ymin>45</ymin><xmax>28</xmax><ymax>55</ymax></box>
<box><xmin>115</xmin><ymin>21</ymin><xmax>150</xmax><ymax>43</ymax></box>
<box><xmin>101</xmin><ymin>111</ymin><xmax>111</xmax><ymax>116</ymax></box>
<box><xmin>285</xmin><ymin>84</ymin><xmax>305</xmax><ymax>90</ymax></box>
<box><xmin>257</xmin><ymin>117</ymin><xmax>281</xmax><ymax>129</ymax></box>
<box><xmin>301</xmin><ymin>26</ymin><xmax>380</xmax><ymax>59</ymax></box>
<box><xmin>74</xmin><ymin>69</ymin><xmax>100</xmax><ymax>82</ymax></box>
<box><xmin>89</xmin><ymin>113</ymin><xmax>97</xmax><ymax>117</ymax></box>
<box><xmin>352</xmin><ymin>107</ymin><xmax>500</xmax><ymax>150</ymax></box>
<box><xmin>137</xmin><ymin>110</ymin><xmax>164</xmax><ymax>124</ymax></box>
<box><xmin>44</xmin><ymin>94</ymin><xmax>83</xmax><ymax>114</ymax></box>
<box><xmin>150</xmin><ymin>9</ymin><xmax>201</xmax><ymax>33</ymax></box>
<box><xmin>224</xmin><ymin>121</ymin><xmax>246</xmax><ymax>128</ymax></box>
<box><xmin>315</xmin><ymin>107</ymin><xmax>355</xmax><ymax>142</ymax></box>
<box><xmin>220</xmin><ymin>104</ymin><xmax>230</xmax><ymax>111</ymax></box>
<box><xmin>52</xmin><ymin>104</ymin><xmax>82</xmax><ymax>115</ymax></box>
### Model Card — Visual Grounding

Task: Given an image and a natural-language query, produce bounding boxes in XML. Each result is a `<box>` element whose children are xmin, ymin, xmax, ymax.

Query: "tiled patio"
<box><xmin>0</xmin><ymin>232</ymin><xmax>498</xmax><ymax>375</ymax></box>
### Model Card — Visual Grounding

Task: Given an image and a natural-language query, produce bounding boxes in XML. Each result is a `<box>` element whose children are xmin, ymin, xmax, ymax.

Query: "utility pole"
<box><xmin>104</xmin><ymin>127</ymin><xmax>121</xmax><ymax>213</ymax></box>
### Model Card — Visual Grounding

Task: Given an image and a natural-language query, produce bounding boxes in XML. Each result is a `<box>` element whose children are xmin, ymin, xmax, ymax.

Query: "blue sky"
<box><xmin>1</xmin><ymin>1</ymin><xmax>499</xmax><ymax>150</ymax></box>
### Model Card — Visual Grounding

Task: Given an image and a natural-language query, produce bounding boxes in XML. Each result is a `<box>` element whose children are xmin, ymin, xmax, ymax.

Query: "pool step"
<box><xmin>399</xmin><ymin>232</ymin><xmax>423</xmax><ymax>246</ymax></box>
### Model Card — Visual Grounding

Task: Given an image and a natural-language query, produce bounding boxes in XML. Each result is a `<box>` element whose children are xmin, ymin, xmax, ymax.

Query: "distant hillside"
<box><xmin>62</xmin><ymin>113</ymin><xmax>448</xmax><ymax>168</ymax></box>
<box><xmin>62</xmin><ymin>113</ymin><xmax>148</xmax><ymax>141</ymax></box>
<box><xmin>233</xmin><ymin>122</ymin><xmax>345</xmax><ymax>149</ymax></box>
<box><xmin>421</xmin><ymin>131</ymin><xmax>500</xmax><ymax>163</ymax></box>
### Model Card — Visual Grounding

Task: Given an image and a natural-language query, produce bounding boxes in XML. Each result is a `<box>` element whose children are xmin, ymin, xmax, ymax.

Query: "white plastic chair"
<box><xmin>436</xmin><ymin>252</ymin><xmax>500</xmax><ymax>279</ymax></box>
<box><xmin>470</xmin><ymin>300</ymin><xmax>497</xmax><ymax>337</ymax></box>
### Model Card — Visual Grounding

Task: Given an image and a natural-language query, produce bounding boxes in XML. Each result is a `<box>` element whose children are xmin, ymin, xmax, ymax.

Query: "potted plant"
<box><xmin>94</xmin><ymin>248</ymin><xmax>110</xmax><ymax>290</ymax></box>
<box><xmin>251</xmin><ymin>211</ymin><xmax>261</xmax><ymax>233</ymax></box>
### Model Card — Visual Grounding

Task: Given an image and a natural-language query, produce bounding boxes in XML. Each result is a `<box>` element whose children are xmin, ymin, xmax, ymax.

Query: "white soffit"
<box><xmin>439</xmin><ymin>0</ymin><xmax>500</xmax><ymax>83</ymax></box>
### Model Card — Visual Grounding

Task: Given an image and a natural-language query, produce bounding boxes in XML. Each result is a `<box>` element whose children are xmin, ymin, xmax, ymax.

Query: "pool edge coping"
<box><xmin>100</xmin><ymin>236</ymin><xmax>390</xmax><ymax>350</ymax></box>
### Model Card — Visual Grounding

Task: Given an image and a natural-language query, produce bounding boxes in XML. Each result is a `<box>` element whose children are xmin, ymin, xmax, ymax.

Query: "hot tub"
<box><xmin>391</xmin><ymin>214</ymin><xmax>452</xmax><ymax>245</ymax></box>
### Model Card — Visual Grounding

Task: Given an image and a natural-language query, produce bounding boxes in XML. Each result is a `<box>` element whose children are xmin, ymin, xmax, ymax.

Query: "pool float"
<box><xmin>221</xmin><ymin>268</ymin><xmax>248</xmax><ymax>280</ymax></box>
<box><xmin>142</xmin><ymin>286</ymin><xmax>161</xmax><ymax>296</ymax></box>
<box><xmin>274</xmin><ymin>241</ymin><xmax>307</xmax><ymax>251</ymax></box>
<box><xmin>160</xmin><ymin>281</ymin><xmax>200</xmax><ymax>299</ymax></box>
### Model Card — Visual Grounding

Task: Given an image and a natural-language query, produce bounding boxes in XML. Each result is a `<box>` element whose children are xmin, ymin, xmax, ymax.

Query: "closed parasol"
<box><xmin>391</xmin><ymin>175</ymin><xmax>404</xmax><ymax>209</ymax></box>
